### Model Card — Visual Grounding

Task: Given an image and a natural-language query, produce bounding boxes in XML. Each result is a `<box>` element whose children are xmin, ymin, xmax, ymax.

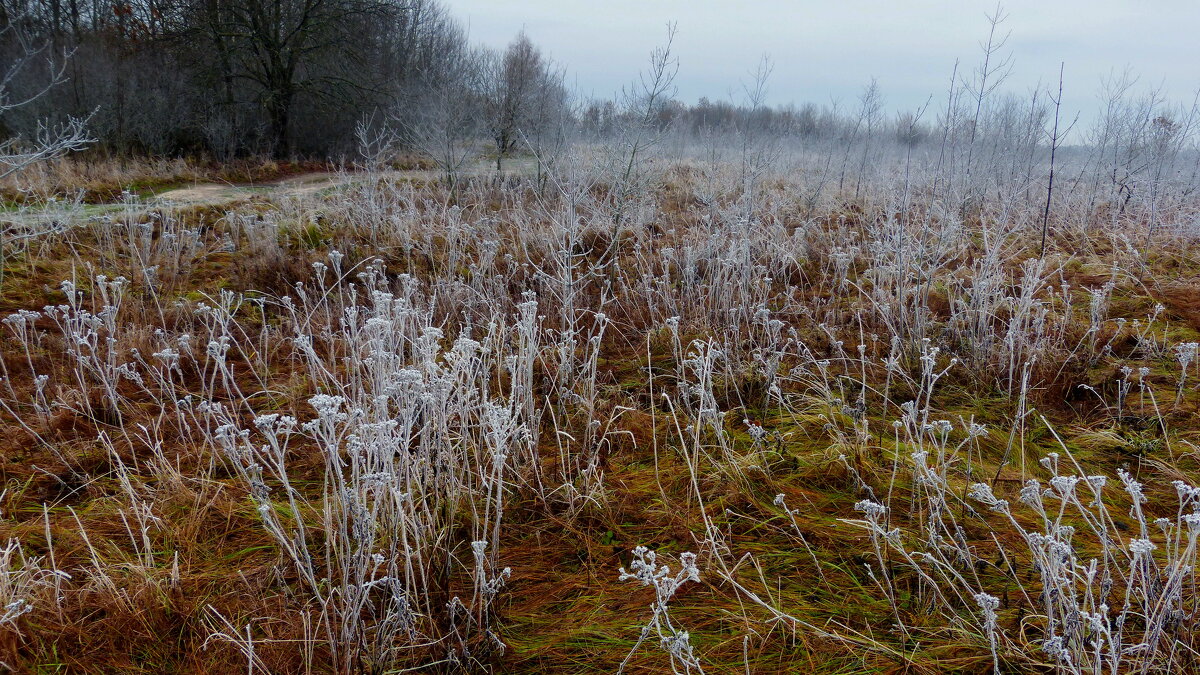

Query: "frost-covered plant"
<box><xmin>618</xmin><ymin>546</ymin><xmax>704</xmax><ymax>674</ymax></box>
<box><xmin>0</xmin><ymin>539</ymin><xmax>60</xmax><ymax>637</ymax></box>
<box><xmin>202</xmin><ymin>257</ymin><xmax>537</xmax><ymax>671</ymax></box>
<box><xmin>1175</xmin><ymin>341</ymin><xmax>1198</xmax><ymax>404</ymax></box>
<box><xmin>851</xmin><ymin>467</ymin><xmax>1197</xmax><ymax>672</ymax></box>
<box><xmin>955</xmin><ymin>469</ymin><xmax>1200</xmax><ymax>673</ymax></box>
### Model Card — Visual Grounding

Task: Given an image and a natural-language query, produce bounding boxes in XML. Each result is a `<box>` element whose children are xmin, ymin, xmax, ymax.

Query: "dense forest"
<box><xmin>0</xmin><ymin>0</ymin><xmax>567</xmax><ymax>159</ymax></box>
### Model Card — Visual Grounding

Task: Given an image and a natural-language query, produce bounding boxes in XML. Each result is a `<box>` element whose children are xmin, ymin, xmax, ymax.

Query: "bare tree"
<box><xmin>483</xmin><ymin>31</ymin><xmax>550</xmax><ymax>172</ymax></box>
<box><xmin>0</xmin><ymin>4</ymin><xmax>92</xmax><ymax>179</ymax></box>
<box><xmin>853</xmin><ymin>78</ymin><xmax>884</xmax><ymax>200</ymax></box>
<box><xmin>609</xmin><ymin>22</ymin><xmax>678</xmax><ymax>226</ymax></box>
<box><xmin>735</xmin><ymin>54</ymin><xmax>777</xmax><ymax>222</ymax></box>
<box><xmin>0</xmin><ymin>4</ymin><xmax>93</xmax><ymax>290</ymax></box>
<box><xmin>521</xmin><ymin>58</ymin><xmax>570</xmax><ymax>189</ymax></box>
<box><xmin>354</xmin><ymin>109</ymin><xmax>397</xmax><ymax>170</ymax></box>
<box><xmin>959</xmin><ymin>2</ymin><xmax>1013</xmax><ymax>210</ymax></box>
<box><xmin>1040</xmin><ymin>63</ymin><xmax>1071</xmax><ymax>256</ymax></box>
<box><xmin>896</xmin><ymin>99</ymin><xmax>931</xmax><ymax>211</ymax></box>
<box><xmin>179</xmin><ymin>0</ymin><xmax>394</xmax><ymax>157</ymax></box>
<box><xmin>402</xmin><ymin>45</ymin><xmax>484</xmax><ymax>188</ymax></box>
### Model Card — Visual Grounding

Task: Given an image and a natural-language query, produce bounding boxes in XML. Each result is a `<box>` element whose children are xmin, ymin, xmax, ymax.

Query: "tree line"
<box><xmin>0</xmin><ymin>0</ymin><xmax>571</xmax><ymax>160</ymax></box>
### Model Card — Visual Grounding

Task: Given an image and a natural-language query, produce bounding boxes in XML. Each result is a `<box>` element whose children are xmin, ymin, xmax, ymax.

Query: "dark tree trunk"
<box><xmin>268</xmin><ymin>88</ymin><xmax>293</xmax><ymax>157</ymax></box>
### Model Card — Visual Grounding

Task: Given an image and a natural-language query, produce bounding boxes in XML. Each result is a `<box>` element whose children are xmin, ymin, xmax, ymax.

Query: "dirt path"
<box><xmin>2</xmin><ymin>170</ymin><xmax>381</xmax><ymax>229</ymax></box>
<box><xmin>150</xmin><ymin>170</ymin><xmax>349</xmax><ymax>206</ymax></box>
<box><xmin>151</xmin><ymin>157</ymin><xmax>536</xmax><ymax>207</ymax></box>
<box><xmin>0</xmin><ymin>171</ymin><xmax>352</xmax><ymax>229</ymax></box>
<box><xmin>1</xmin><ymin>158</ymin><xmax>537</xmax><ymax>229</ymax></box>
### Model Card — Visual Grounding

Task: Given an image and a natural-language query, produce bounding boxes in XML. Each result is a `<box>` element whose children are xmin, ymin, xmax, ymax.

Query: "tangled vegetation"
<box><xmin>1</xmin><ymin>130</ymin><xmax>1200</xmax><ymax>674</ymax></box>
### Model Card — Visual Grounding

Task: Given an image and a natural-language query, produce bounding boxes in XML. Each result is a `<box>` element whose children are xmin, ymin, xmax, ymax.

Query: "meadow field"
<box><xmin>2</xmin><ymin>127</ymin><xmax>1200</xmax><ymax>674</ymax></box>
<box><xmin>4</xmin><ymin>1</ymin><xmax>1200</xmax><ymax>671</ymax></box>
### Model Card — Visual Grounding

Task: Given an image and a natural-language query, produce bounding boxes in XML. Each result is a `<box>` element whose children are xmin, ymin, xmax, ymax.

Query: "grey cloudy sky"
<box><xmin>443</xmin><ymin>1</ymin><xmax>1198</xmax><ymax>122</ymax></box>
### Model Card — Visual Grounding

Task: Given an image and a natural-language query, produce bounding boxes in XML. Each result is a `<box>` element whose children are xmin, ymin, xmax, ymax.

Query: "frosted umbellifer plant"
<box><xmin>975</xmin><ymin>592</ymin><xmax>1001</xmax><ymax>674</ymax></box>
<box><xmin>618</xmin><ymin>546</ymin><xmax>704</xmax><ymax>674</ymax></box>
<box><xmin>204</xmin><ymin>264</ymin><xmax>543</xmax><ymax>672</ymax></box>
<box><xmin>959</xmin><ymin>462</ymin><xmax>1200</xmax><ymax>673</ymax></box>
<box><xmin>1175</xmin><ymin>342</ymin><xmax>1198</xmax><ymax>404</ymax></box>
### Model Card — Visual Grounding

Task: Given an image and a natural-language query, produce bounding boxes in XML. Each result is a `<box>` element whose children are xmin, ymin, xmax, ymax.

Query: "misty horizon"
<box><xmin>448</xmin><ymin>0</ymin><xmax>1199</xmax><ymax>127</ymax></box>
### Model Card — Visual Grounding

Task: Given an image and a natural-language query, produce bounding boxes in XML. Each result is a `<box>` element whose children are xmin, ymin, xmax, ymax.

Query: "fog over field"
<box><xmin>2</xmin><ymin>1</ymin><xmax>1200</xmax><ymax>673</ymax></box>
<box><xmin>449</xmin><ymin>0</ymin><xmax>1200</xmax><ymax>125</ymax></box>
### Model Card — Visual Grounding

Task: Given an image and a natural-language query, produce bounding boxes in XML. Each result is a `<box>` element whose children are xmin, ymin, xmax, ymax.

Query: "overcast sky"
<box><xmin>443</xmin><ymin>1</ymin><xmax>1198</xmax><ymax>124</ymax></box>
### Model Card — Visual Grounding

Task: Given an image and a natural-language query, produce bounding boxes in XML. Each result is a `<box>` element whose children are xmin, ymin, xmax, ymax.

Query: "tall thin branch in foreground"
<box><xmin>1041</xmin><ymin>62</ymin><xmax>1065</xmax><ymax>257</ymax></box>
